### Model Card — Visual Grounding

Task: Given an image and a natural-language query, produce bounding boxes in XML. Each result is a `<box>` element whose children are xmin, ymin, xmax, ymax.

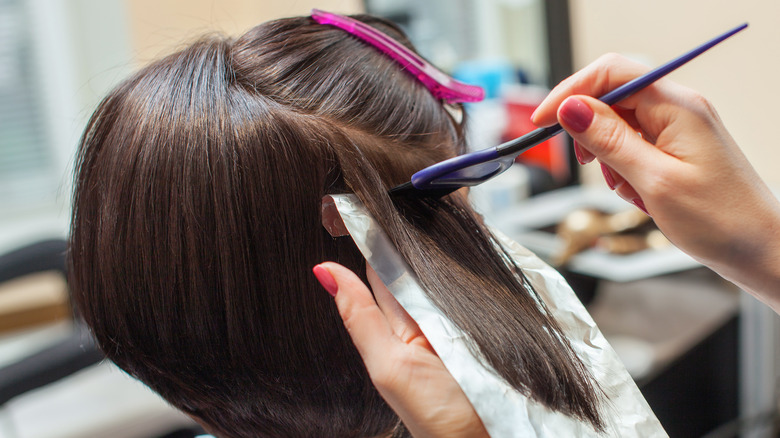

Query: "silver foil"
<box><xmin>328</xmin><ymin>194</ymin><xmax>667</xmax><ymax>437</ymax></box>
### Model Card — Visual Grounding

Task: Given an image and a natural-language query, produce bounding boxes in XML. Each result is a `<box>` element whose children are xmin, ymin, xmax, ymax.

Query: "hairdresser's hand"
<box><xmin>532</xmin><ymin>54</ymin><xmax>780</xmax><ymax>306</ymax></box>
<box><xmin>312</xmin><ymin>262</ymin><xmax>488</xmax><ymax>438</ymax></box>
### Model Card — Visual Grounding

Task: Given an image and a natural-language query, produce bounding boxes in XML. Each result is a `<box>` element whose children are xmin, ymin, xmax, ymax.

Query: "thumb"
<box><xmin>557</xmin><ymin>96</ymin><xmax>669</xmax><ymax>182</ymax></box>
<box><xmin>312</xmin><ymin>262</ymin><xmax>400</xmax><ymax>367</ymax></box>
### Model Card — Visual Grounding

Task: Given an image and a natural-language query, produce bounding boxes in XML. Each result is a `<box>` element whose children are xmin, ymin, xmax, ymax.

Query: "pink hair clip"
<box><xmin>311</xmin><ymin>9</ymin><xmax>484</xmax><ymax>104</ymax></box>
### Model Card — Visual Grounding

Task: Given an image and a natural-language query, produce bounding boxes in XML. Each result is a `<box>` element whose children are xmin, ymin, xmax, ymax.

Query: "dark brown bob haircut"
<box><xmin>68</xmin><ymin>14</ymin><xmax>603</xmax><ymax>438</ymax></box>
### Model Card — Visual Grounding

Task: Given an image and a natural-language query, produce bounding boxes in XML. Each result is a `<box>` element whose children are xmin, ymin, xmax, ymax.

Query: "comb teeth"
<box><xmin>388</xmin><ymin>181</ymin><xmax>415</xmax><ymax>196</ymax></box>
<box><xmin>388</xmin><ymin>181</ymin><xmax>457</xmax><ymax>199</ymax></box>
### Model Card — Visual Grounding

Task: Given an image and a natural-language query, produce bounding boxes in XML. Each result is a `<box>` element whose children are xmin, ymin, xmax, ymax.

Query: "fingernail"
<box><xmin>573</xmin><ymin>141</ymin><xmax>595</xmax><ymax>165</ymax></box>
<box><xmin>559</xmin><ymin>97</ymin><xmax>594</xmax><ymax>133</ymax></box>
<box><xmin>573</xmin><ymin>141</ymin><xmax>585</xmax><ymax>165</ymax></box>
<box><xmin>313</xmin><ymin>264</ymin><xmax>338</xmax><ymax>297</ymax></box>
<box><xmin>600</xmin><ymin>162</ymin><xmax>617</xmax><ymax>189</ymax></box>
<box><xmin>632</xmin><ymin>198</ymin><xmax>650</xmax><ymax>216</ymax></box>
<box><xmin>529</xmin><ymin>108</ymin><xmax>538</xmax><ymax>123</ymax></box>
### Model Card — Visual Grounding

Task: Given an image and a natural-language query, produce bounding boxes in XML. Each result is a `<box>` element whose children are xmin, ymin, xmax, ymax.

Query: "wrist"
<box><xmin>709</xmin><ymin>201</ymin><xmax>780</xmax><ymax>308</ymax></box>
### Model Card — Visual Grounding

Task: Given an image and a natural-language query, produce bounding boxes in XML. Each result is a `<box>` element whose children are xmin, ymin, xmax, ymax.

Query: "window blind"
<box><xmin>0</xmin><ymin>0</ymin><xmax>56</xmax><ymax>208</ymax></box>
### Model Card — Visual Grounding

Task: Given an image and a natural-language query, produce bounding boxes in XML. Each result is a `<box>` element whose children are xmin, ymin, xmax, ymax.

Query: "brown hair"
<box><xmin>68</xmin><ymin>14</ymin><xmax>603</xmax><ymax>437</ymax></box>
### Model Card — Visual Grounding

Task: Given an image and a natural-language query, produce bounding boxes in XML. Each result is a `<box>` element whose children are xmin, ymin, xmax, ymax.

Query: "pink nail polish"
<box><xmin>632</xmin><ymin>198</ymin><xmax>650</xmax><ymax>216</ymax></box>
<box><xmin>559</xmin><ymin>97</ymin><xmax>594</xmax><ymax>133</ymax></box>
<box><xmin>313</xmin><ymin>265</ymin><xmax>338</xmax><ymax>297</ymax></box>
<box><xmin>573</xmin><ymin>141</ymin><xmax>584</xmax><ymax>165</ymax></box>
<box><xmin>574</xmin><ymin>141</ymin><xmax>597</xmax><ymax>165</ymax></box>
<box><xmin>600</xmin><ymin>163</ymin><xmax>617</xmax><ymax>190</ymax></box>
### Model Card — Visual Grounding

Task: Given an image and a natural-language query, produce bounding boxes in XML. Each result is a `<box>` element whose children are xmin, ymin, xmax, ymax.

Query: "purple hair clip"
<box><xmin>311</xmin><ymin>9</ymin><xmax>484</xmax><ymax>104</ymax></box>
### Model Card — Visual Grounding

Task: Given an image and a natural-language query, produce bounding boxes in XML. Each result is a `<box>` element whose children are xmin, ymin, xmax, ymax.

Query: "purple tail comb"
<box><xmin>390</xmin><ymin>22</ymin><xmax>748</xmax><ymax>198</ymax></box>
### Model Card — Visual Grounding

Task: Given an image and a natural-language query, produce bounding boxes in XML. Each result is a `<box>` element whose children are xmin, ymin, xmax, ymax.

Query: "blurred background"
<box><xmin>0</xmin><ymin>0</ymin><xmax>778</xmax><ymax>437</ymax></box>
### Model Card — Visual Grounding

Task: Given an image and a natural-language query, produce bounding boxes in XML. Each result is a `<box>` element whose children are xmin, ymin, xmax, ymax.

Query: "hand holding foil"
<box><xmin>313</xmin><ymin>262</ymin><xmax>489</xmax><ymax>438</ymax></box>
<box><xmin>320</xmin><ymin>194</ymin><xmax>665</xmax><ymax>437</ymax></box>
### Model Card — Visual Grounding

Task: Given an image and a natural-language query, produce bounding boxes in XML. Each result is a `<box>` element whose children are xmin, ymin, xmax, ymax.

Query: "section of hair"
<box><xmin>329</xmin><ymin>128</ymin><xmax>603</xmax><ymax>429</ymax></box>
<box><xmin>240</xmin><ymin>14</ymin><xmax>605</xmax><ymax>430</ymax></box>
<box><xmin>69</xmin><ymin>14</ymin><xmax>602</xmax><ymax>438</ymax></box>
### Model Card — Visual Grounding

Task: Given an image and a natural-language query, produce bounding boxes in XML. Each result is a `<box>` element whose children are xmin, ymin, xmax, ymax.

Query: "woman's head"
<box><xmin>69</xmin><ymin>14</ymin><xmax>464</xmax><ymax>437</ymax></box>
<box><xmin>69</xmin><ymin>13</ymin><xmax>602</xmax><ymax>437</ymax></box>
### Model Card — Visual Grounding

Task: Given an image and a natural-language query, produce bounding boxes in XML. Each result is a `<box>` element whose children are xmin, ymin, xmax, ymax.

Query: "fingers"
<box><xmin>572</xmin><ymin>141</ymin><xmax>595</xmax><ymax>165</ymax></box>
<box><xmin>557</xmin><ymin>95</ymin><xmax>677</xmax><ymax>216</ymax></box>
<box><xmin>315</xmin><ymin>263</ymin><xmax>489</xmax><ymax>438</ymax></box>
<box><xmin>531</xmin><ymin>53</ymin><xmax>652</xmax><ymax>127</ymax></box>
<box><xmin>560</xmin><ymin>95</ymin><xmax>672</xmax><ymax>179</ymax></box>
<box><xmin>313</xmin><ymin>262</ymin><xmax>400</xmax><ymax>366</ymax></box>
<box><xmin>366</xmin><ymin>265</ymin><xmax>429</xmax><ymax>348</ymax></box>
<box><xmin>313</xmin><ymin>262</ymin><xmax>434</xmax><ymax>360</ymax></box>
<box><xmin>599</xmin><ymin>162</ymin><xmax>647</xmax><ymax>214</ymax></box>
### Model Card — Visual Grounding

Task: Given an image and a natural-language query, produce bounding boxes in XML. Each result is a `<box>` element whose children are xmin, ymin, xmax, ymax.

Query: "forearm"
<box><xmin>532</xmin><ymin>54</ymin><xmax>780</xmax><ymax>312</ymax></box>
<box><xmin>707</xmin><ymin>202</ymin><xmax>780</xmax><ymax>311</ymax></box>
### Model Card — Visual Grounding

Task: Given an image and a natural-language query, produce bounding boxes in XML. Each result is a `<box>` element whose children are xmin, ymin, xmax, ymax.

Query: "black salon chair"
<box><xmin>0</xmin><ymin>239</ymin><xmax>104</xmax><ymax>406</ymax></box>
<box><xmin>0</xmin><ymin>238</ymin><xmax>205</xmax><ymax>437</ymax></box>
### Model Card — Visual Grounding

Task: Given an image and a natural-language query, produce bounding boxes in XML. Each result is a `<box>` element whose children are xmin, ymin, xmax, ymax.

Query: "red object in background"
<box><xmin>504</xmin><ymin>94</ymin><xmax>570</xmax><ymax>183</ymax></box>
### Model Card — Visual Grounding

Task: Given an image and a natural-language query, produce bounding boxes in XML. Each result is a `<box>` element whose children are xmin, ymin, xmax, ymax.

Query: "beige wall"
<box><xmin>568</xmin><ymin>1</ymin><xmax>780</xmax><ymax>186</ymax></box>
<box><xmin>125</xmin><ymin>0</ymin><xmax>363</xmax><ymax>65</ymax></box>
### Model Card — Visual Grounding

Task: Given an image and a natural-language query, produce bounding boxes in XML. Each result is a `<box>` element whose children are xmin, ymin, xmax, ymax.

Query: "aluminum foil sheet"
<box><xmin>327</xmin><ymin>194</ymin><xmax>667</xmax><ymax>437</ymax></box>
